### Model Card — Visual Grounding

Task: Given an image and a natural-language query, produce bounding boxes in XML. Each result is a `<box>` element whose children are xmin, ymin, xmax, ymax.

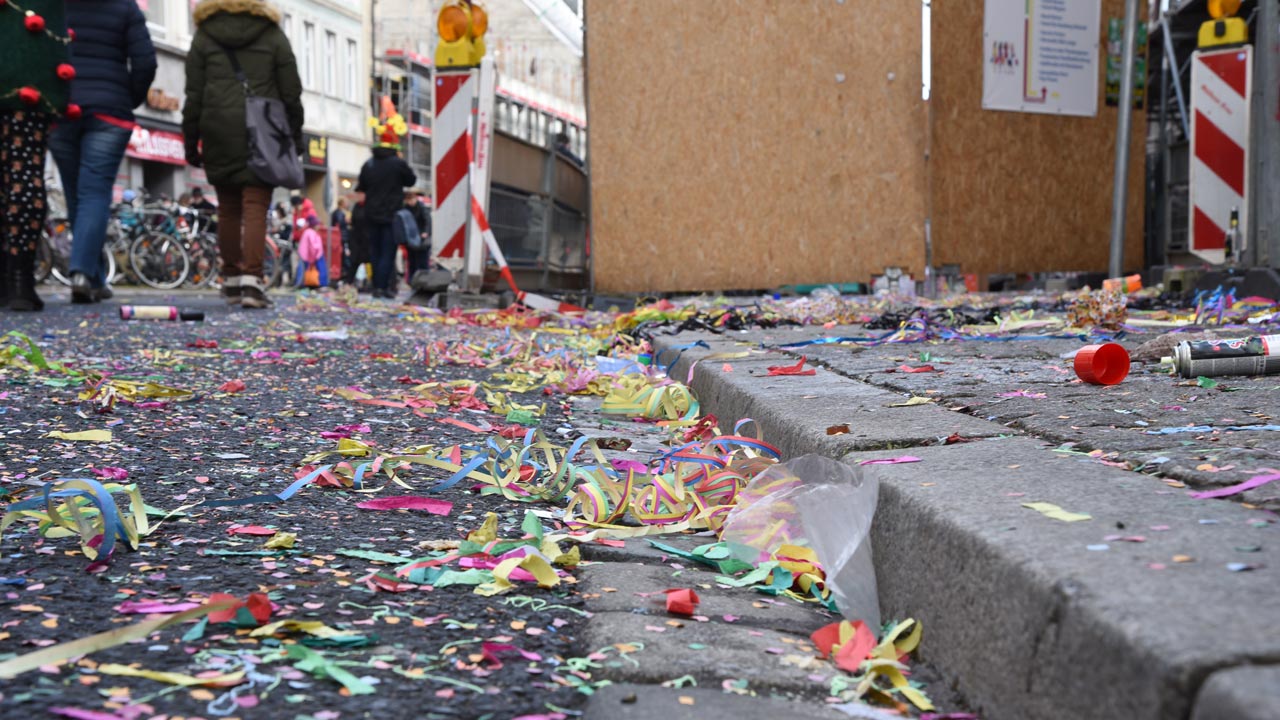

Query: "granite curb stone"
<box><xmin>651</xmin><ymin>332</ymin><xmax>1280</xmax><ymax>720</ymax></box>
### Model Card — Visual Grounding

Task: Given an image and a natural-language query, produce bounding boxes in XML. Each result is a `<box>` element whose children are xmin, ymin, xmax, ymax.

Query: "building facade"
<box><xmin>274</xmin><ymin>0</ymin><xmax>370</xmax><ymax>216</ymax></box>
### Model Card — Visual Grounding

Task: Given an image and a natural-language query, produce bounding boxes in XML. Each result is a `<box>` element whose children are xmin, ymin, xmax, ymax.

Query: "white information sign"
<box><xmin>982</xmin><ymin>0</ymin><xmax>1102</xmax><ymax>116</ymax></box>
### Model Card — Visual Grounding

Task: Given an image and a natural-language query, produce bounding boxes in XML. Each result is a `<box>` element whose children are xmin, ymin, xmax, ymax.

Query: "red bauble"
<box><xmin>56</xmin><ymin>64</ymin><xmax>76</xmax><ymax>80</ymax></box>
<box><xmin>24</xmin><ymin>12</ymin><xmax>46</xmax><ymax>33</ymax></box>
<box><xmin>68</xmin><ymin>29</ymin><xmax>76</xmax><ymax>40</ymax></box>
<box><xmin>65</xmin><ymin>103</ymin><xmax>83</xmax><ymax>120</ymax></box>
<box><xmin>18</xmin><ymin>87</ymin><xmax>41</xmax><ymax>105</ymax></box>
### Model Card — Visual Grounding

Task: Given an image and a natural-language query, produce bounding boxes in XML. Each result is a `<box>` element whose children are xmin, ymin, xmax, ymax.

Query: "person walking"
<box><xmin>1</xmin><ymin>0</ymin><xmax>73</xmax><ymax>312</ymax></box>
<box><xmin>331</xmin><ymin>196</ymin><xmax>352</xmax><ymax>285</ymax></box>
<box><xmin>356</xmin><ymin>107</ymin><xmax>415</xmax><ymax>300</ymax></box>
<box><xmin>49</xmin><ymin>0</ymin><xmax>156</xmax><ymax>304</ymax></box>
<box><xmin>292</xmin><ymin>215</ymin><xmax>328</xmax><ymax>289</ymax></box>
<box><xmin>344</xmin><ymin>196</ymin><xmax>371</xmax><ymax>291</ymax></box>
<box><xmin>183</xmin><ymin>0</ymin><xmax>303</xmax><ymax>309</ymax></box>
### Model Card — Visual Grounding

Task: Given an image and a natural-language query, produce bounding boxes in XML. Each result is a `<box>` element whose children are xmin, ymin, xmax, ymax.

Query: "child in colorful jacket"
<box><xmin>293</xmin><ymin>215</ymin><xmax>328</xmax><ymax>289</ymax></box>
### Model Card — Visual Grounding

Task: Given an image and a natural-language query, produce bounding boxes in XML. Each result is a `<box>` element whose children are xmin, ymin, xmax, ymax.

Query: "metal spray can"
<box><xmin>1172</xmin><ymin>335</ymin><xmax>1280</xmax><ymax>378</ymax></box>
<box><xmin>119</xmin><ymin>305</ymin><xmax>205</xmax><ymax>321</ymax></box>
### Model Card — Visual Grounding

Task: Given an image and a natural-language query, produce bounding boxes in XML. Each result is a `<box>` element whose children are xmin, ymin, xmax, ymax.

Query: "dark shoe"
<box><xmin>95</xmin><ymin>285</ymin><xmax>113</xmax><ymax>302</ymax></box>
<box><xmin>0</xmin><ymin>253</ymin><xmax>8</xmax><ymax>309</ymax></box>
<box><xmin>70</xmin><ymin>272</ymin><xmax>95</xmax><ymax>304</ymax></box>
<box><xmin>9</xmin><ymin>254</ymin><xmax>43</xmax><ymax>312</ymax></box>
<box><xmin>221</xmin><ymin>276</ymin><xmax>242</xmax><ymax>306</ymax></box>
<box><xmin>240</xmin><ymin>278</ymin><xmax>273</xmax><ymax>309</ymax></box>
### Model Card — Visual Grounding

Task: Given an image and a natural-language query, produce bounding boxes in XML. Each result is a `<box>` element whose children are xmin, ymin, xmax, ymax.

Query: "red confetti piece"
<box><xmin>766</xmin><ymin>356</ymin><xmax>816</xmax><ymax>376</ymax></box>
<box><xmin>664</xmin><ymin>588</ymin><xmax>700</xmax><ymax>616</ymax></box>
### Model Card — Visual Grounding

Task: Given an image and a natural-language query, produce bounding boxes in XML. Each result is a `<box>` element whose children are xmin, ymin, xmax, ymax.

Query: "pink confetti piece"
<box><xmin>859</xmin><ymin>456</ymin><xmax>923</xmax><ymax>466</ymax></box>
<box><xmin>49</xmin><ymin>708</ymin><xmax>121</xmax><ymax>720</ymax></box>
<box><xmin>355</xmin><ymin>496</ymin><xmax>454</xmax><ymax>515</ymax></box>
<box><xmin>1188</xmin><ymin>473</ymin><xmax>1280</xmax><ymax>499</ymax></box>
<box><xmin>114</xmin><ymin>600</ymin><xmax>202</xmax><ymax>615</ymax></box>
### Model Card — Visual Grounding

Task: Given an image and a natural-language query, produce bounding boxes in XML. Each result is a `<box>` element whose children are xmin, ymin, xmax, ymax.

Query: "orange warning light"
<box><xmin>435</xmin><ymin>1</ymin><xmax>487</xmax><ymax>67</ymax></box>
<box><xmin>1207</xmin><ymin>0</ymin><xmax>1241</xmax><ymax>18</ymax></box>
<box><xmin>438</xmin><ymin>5</ymin><xmax>469</xmax><ymax>43</ymax></box>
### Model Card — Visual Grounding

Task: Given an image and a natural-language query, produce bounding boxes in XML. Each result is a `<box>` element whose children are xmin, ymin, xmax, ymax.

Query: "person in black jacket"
<box><xmin>356</xmin><ymin>114</ymin><xmax>415</xmax><ymax>300</ymax></box>
<box><xmin>49</xmin><ymin>0</ymin><xmax>156</xmax><ymax>304</ymax></box>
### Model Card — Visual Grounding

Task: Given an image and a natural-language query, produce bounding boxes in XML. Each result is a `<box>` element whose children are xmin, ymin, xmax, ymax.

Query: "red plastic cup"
<box><xmin>1074</xmin><ymin>343</ymin><xmax>1130</xmax><ymax>385</ymax></box>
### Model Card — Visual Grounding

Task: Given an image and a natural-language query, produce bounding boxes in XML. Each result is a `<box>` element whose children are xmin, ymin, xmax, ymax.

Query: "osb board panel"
<box><xmin>586</xmin><ymin>0</ymin><xmax>926</xmax><ymax>294</ymax></box>
<box><xmin>929</xmin><ymin>0</ymin><xmax>1146</xmax><ymax>277</ymax></box>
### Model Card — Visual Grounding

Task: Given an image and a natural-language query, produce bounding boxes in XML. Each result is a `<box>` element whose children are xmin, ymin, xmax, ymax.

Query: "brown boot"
<box><xmin>0</xmin><ymin>253</ymin><xmax>8</xmax><ymax>309</ymax></box>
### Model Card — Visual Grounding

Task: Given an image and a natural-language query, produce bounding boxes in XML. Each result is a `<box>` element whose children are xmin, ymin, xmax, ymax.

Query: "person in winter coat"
<box><xmin>293</xmin><ymin>215</ymin><xmax>328</xmax><ymax>288</ymax></box>
<box><xmin>356</xmin><ymin>108</ymin><xmax>415</xmax><ymax>300</ymax></box>
<box><xmin>343</xmin><ymin>198</ymin><xmax>371</xmax><ymax>290</ymax></box>
<box><xmin>49</xmin><ymin>0</ymin><xmax>156</xmax><ymax>304</ymax></box>
<box><xmin>290</xmin><ymin>194</ymin><xmax>317</xmax><ymax>241</ymax></box>
<box><xmin>1</xmin><ymin>0</ymin><xmax>72</xmax><ymax>312</ymax></box>
<box><xmin>404</xmin><ymin>189</ymin><xmax>432</xmax><ymax>281</ymax></box>
<box><xmin>183</xmin><ymin>0</ymin><xmax>303</xmax><ymax>309</ymax></box>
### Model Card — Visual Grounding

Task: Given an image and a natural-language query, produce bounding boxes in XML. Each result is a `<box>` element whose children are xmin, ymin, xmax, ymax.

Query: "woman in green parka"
<box><xmin>1</xmin><ymin>0</ymin><xmax>73</xmax><ymax>312</ymax></box>
<box><xmin>183</xmin><ymin>0</ymin><xmax>303</xmax><ymax>309</ymax></box>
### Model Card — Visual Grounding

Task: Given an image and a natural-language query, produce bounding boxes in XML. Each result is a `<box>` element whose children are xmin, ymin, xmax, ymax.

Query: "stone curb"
<box><xmin>652</xmin><ymin>332</ymin><xmax>1280</xmax><ymax>720</ymax></box>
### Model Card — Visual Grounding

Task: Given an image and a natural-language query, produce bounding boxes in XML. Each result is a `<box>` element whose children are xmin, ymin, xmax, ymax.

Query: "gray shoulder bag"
<box><xmin>219</xmin><ymin>44</ymin><xmax>304</xmax><ymax>189</ymax></box>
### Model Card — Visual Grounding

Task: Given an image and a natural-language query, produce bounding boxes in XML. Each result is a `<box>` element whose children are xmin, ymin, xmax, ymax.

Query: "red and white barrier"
<box><xmin>1189</xmin><ymin>47</ymin><xmax>1252</xmax><ymax>264</ymax></box>
<box><xmin>431</xmin><ymin>69</ymin><xmax>475</xmax><ymax>274</ymax></box>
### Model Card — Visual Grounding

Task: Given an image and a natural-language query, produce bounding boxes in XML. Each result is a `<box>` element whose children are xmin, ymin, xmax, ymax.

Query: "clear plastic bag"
<box><xmin>721</xmin><ymin>454</ymin><xmax>880</xmax><ymax>627</ymax></box>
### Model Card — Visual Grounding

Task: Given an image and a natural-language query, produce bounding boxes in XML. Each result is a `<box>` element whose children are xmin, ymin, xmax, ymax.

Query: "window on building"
<box><xmin>324</xmin><ymin>31</ymin><xmax>337</xmax><ymax>96</ymax></box>
<box><xmin>346</xmin><ymin>39</ymin><xmax>360</xmax><ymax>103</ymax></box>
<box><xmin>282</xmin><ymin>13</ymin><xmax>292</xmax><ymax>41</ymax></box>
<box><xmin>302</xmin><ymin>22</ymin><xmax>315</xmax><ymax>89</ymax></box>
<box><xmin>140</xmin><ymin>0</ymin><xmax>165</xmax><ymax>25</ymax></box>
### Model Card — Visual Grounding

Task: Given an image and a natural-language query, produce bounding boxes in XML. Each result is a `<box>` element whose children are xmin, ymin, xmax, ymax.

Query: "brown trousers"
<box><xmin>213</xmin><ymin>184</ymin><xmax>272</xmax><ymax>278</ymax></box>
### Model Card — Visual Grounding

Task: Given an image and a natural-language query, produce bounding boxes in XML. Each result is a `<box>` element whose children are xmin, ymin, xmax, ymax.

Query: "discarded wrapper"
<box><xmin>721</xmin><ymin>454</ymin><xmax>881</xmax><ymax>627</ymax></box>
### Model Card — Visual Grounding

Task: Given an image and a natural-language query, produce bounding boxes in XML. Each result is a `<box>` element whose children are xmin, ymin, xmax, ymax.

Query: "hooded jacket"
<box><xmin>183</xmin><ymin>0</ymin><xmax>303</xmax><ymax>186</ymax></box>
<box><xmin>62</xmin><ymin>0</ymin><xmax>156</xmax><ymax>121</ymax></box>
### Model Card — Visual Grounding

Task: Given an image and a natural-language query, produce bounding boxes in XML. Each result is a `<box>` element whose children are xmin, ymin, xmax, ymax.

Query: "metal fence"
<box><xmin>488</xmin><ymin>187</ymin><xmax>587</xmax><ymax>279</ymax></box>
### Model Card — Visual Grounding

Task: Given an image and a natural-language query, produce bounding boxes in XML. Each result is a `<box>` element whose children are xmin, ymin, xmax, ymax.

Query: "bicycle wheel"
<box><xmin>129</xmin><ymin>232</ymin><xmax>190</xmax><ymax>290</ymax></box>
<box><xmin>35</xmin><ymin>231</ymin><xmax>53</xmax><ymax>283</ymax></box>
<box><xmin>186</xmin><ymin>233</ymin><xmax>221</xmax><ymax>289</ymax></box>
<box><xmin>262</xmin><ymin>237</ymin><xmax>284</xmax><ymax>288</ymax></box>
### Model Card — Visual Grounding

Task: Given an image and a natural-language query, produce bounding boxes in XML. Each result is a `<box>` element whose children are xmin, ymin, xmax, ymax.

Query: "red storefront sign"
<box><xmin>126</xmin><ymin>127</ymin><xmax>186</xmax><ymax>166</ymax></box>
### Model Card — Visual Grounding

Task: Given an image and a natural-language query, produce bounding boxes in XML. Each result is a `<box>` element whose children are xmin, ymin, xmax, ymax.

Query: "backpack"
<box><xmin>392</xmin><ymin>208</ymin><xmax>423</xmax><ymax>249</ymax></box>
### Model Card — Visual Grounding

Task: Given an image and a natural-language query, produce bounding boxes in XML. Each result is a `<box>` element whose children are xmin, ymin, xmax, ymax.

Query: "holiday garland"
<box><xmin>2</xmin><ymin>0</ymin><xmax>79</xmax><ymax>117</ymax></box>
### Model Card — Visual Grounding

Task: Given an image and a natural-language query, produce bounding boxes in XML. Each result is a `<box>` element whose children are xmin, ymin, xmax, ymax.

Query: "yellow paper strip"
<box><xmin>0</xmin><ymin>600</ymin><xmax>234</xmax><ymax>679</ymax></box>
<box><xmin>45</xmin><ymin>430</ymin><xmax>113</xmax><ymax>443</ymax></box>
<box><xmin>1022</xmin><ymin>502</ymin><xmax>1092</xmax><ymax>523</ymax></box>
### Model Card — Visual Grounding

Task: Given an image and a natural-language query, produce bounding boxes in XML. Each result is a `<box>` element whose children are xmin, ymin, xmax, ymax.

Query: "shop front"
<box><xmin>302</xmin><ymin>132</ymin><xmax>329</xmax><ymax>213</ymax></box>
<box><xmin>121</xmin><ymin>123</ymin><xmax>186</xmax><ymax>201</ymax></box>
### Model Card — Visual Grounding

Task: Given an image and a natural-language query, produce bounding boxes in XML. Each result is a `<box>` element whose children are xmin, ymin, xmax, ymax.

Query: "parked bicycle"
<box><xmin>119</xmin><ymin>198</ymin><xmax>191</xmax><ymax>290</ymax></box>
<box><xmin>36</xmin><ymin>218</ymin><xmax>118</xmax><ymax>287</ymax></box>
<box><xmin>173</xmin><ymin>206</ymin><xmax>221</xmax><ymax>289</ymax></box>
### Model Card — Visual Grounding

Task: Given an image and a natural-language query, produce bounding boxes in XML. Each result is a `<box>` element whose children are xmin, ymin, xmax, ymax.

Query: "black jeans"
<box><xmin>369</xmin><ymin>222</ymin><xmax>396</xmax><ymax>291</ymax></box>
